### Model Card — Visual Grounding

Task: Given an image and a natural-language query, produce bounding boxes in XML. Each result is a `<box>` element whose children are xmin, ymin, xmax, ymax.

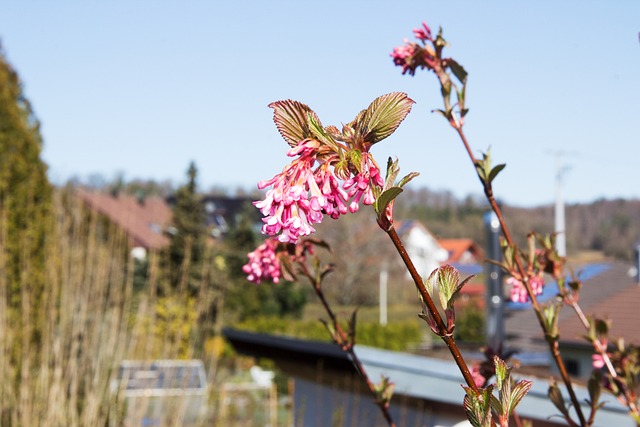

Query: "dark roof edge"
<box><xmin>223</xmin><ymin>328</ymin><xmax>353</xmax><ymax>370</ymax></box>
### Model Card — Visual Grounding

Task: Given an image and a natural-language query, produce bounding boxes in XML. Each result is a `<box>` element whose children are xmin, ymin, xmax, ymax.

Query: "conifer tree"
<box><xmin>167</xmin><ymin>161</ymin><xmax>207</xmax><ymax>292</ymax></box>
<box><xmin>0</xmin><ymin>43</ymin><xmax>53</xmax><ymax>392</ymax></box>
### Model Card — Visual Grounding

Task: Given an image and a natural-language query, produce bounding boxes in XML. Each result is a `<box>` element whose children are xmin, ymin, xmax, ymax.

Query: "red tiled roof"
<box><xmin>558</xmin><ymin>279</ymin><xmax>640</xmax><ymax>346</ymax></box>
<box><xmin>77</xmin><ymin>189</ymin><xmax>172</xmax><ymax>250</ymax></box>
<box><xmin>438</xmin><ymin>238</ymin><xmax>485</xmax><ymax>263</ymax></box>
<box><xmin>505</xmin><ymin>261</ymin><xmax>639</xmax><ymax>352</ymax></box>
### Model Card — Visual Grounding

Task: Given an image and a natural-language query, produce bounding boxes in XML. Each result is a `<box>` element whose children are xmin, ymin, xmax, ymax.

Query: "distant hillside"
<box><xmin>395</xmin><ymin>188</ymin><xmax>640</xmax><ymax>260</ymax></box>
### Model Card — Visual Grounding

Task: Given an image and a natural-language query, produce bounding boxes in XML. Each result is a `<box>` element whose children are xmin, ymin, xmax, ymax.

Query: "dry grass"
<box><xmin>0</xmin><ymin>189</ymin><xmax>225</xmax><ymax>426</ymax></box>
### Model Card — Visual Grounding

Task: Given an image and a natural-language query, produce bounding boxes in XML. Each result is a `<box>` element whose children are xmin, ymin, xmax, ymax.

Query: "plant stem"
<box><xmin>301</xmin><ymin>264</ymin><xmax>397</xmax><ymax>427</ymax></box>
<box><xmin>453</xmin><ymin>125</ymin><xmax>588</xmax><ymax>426</ymax></box>
<box><xmin>386</xmin><ymin>227</ymin><xmax>480</xmax><ymax>394</ymax></box>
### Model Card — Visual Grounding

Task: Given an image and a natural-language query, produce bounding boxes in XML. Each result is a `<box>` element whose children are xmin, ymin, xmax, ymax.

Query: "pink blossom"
<box><xmin>391</xmin><ymin>42</ymin><xmax>419</xmax><ymax>75</ymax></box>
<box><xmin>470</xmin><ymin>365</ymin><xmax>486</xmax><ymax>388</ymax></box>
<box><xmin>242</xmin><ymin>238</ymin><xmax>282</xmax><ymax>284</ymax></box>
<box><xmin>254</xmin><ymin>140</ymin><xmax>324</xmax><ymax>243</ymax></box>
<box><xmin>413</xmin><ymin>22</ymin><xmax>432</xmax><ymax>42</ymax></box>
<box><xmin>343</xmin><ymin>160</ymin><xmax>384</xmax><ymax>213</ymax></box>
<box><xmin>255</xmin><ymin>140</ymin><xmax>384</xmax><ymax>243</ymax></box>
<box><xmin>508</xmin><ymin>274</ymin><xmax>545</xmax><ymax>303</ymax></box>
<box><xmin>592</xmin><ymin>339</ymin><xmax>610</xmax><ymax>369</ymax></box>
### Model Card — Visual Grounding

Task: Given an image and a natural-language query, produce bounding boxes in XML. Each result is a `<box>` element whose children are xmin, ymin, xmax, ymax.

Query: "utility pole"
<box><xmin>485</xmin><ymin>211</ymin><xmax>504</xmax><ymax>350</ymax></box>
<box><xmin>551</xmin><ymin>151</ymin><xmax>574</xmax><ymax>257</ymax></box>
<box><xmin>379</xmin><ymin>260</ymin><xmax>388</xmax><ymax>326</ymax></box>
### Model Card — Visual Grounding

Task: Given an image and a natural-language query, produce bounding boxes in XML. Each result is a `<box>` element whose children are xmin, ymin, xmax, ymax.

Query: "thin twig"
<box><xmin>299</xmin><ymin>263</ymin><xmax>397</xmax><ymax>427</ymax></box>
<box><xmin>453</xmin><ymin>125</ymin><xmax>588</xmax><ymax>426</ymax></box>
<box><xmin>386</xmin><ymin>227</ymin><xmax>480</xmax><ymax>394</ymax></box>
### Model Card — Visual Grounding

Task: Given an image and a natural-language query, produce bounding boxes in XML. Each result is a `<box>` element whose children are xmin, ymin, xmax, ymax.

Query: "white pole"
<box><xmin>379</xmin><ymin>263</ymin><xmax>388</xmax><ymax>326</ymax></box>
<box><xmin>554</xmin><ymin>154</ymin><xmax>567</xmax><ymax>257</ymax></box>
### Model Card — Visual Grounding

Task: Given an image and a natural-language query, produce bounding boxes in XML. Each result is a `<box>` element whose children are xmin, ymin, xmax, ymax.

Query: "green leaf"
<box><xmin>587</xmin><ymin>371</ymin><xmax>602</xmax><ymax>409</ymax></box>
<box><xmin>509</xmin><ymin>380</ymin><xmax>533</xmax><ymax>414</ymax></box>
<box><xmin>269</xmin><ymin>100</ymin><xmax>320</xmax><ymax>147</ymax></box>
<box><xmin>548</xmin><ymin>379</ymin><xmax>570</xmax><ymax>418</ymax></box>
<box><xmin>488</xmin><ymin>164</ymin><xmax>506</xmax><ymax>183</ymax></box>
<box><xmin>357</xmin><ymin>92</ymin><xmax>415</xmax><ymax>145</ymax></box>
<box><xmin>398</xmin><ymin>171</ymin><xmax>420</xmax><ymax>188</ymax></box>
<box><xmin>448</xmin><ymin>59</ymin><xmax>468</xmax><ymax>84</ymax></box>
<box><xmin>494</xmin><ymin>356</ymin><xmax>509</xmax><ymax>388</ymax></box>
<box><xmin>347</xmin><ymin>150</ymin><xmax>363</xmax><ymax>173</ymax></box>
<box><xmin>307</xmin><ymin>112</ymin><xmax>337</xmax><ymax>149</ymax></box>
<box><xmin>449</xmin><ymin>274</ymin><xmax>476</xmax><ymax>309</ymax></box>
<box><xmin>375</xmin><ymin>187</ymin><xmax>403</xmax><ymax>217</ymax></box>
<box><xmin>384</xmin><ymin>157</ymin><xmax>400</xmax><ymax>190</ymax></box>
<box><xmin>437</xmin><ymin>265</ymin><xmax>460</xmax><ymax>310</ymax></box>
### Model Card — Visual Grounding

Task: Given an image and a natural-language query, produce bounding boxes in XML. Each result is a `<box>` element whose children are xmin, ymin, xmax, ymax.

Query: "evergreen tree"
<box><xmin>167</xmin><ymin>161</ymin><xmax>207</xmax><ymax>293</ymax></box>
<box><xmin>0</xmin><ymin>44</ymin><xmax>53</xmax><ymax>395</ymax></box>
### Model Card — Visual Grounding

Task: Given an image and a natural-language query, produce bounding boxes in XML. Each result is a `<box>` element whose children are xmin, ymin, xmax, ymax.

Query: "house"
<box><xmin>224</xmin><ymin>328</ymin><xmax>634</xmax><ymax>427</ymax></box>
<box><xmin>77</xmin><ymin>189</ymin><xmax>172</xmax><ymax>258</ymax></box>
<box><xmin>503</xmin><ymin>260</ymin><xmax>640</xmax><ymax>377</ymax></box>
<box><xmin>554</xmin><ymin>261</ymin><xmax>640</xmax><ymax>379</ymax></box>
<box><xmin>438</xmin><ymin>239</ymin><xmax>484</xmax><ymax>267</ymax></box>
<box><xmin>77</xmin><ymin>189</ymin><xmax>260</xmax><ymax>258</ymax></box>
<box><xmin>396</xmin><ymin>220</ymin><xmax>449</xmax><ymax>278</ymax></box>
<box><xmin>165</xmin><ymin>194</ymin><xmax>260</xmax><ymax>238</ymax></box>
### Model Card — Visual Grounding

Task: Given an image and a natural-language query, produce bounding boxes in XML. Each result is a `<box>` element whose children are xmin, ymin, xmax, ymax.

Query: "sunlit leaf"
<box><xmin>375</xmin><ymin>187</ymin><xmax>403</xmax><ymax>217</ymax></box>
<box><xmin>448</xmin><ymin>58</ymin><xmax>468</xmax><ymax>84</ymax></box>
<box><xmin>358</xmin><ymin>92</ymin><xmax>415</xmax><ymax>145</ymax></box>
<box><xmin>509</xmin><ymin>380</ymin><xmax>533</xmax><ymax>414</ymax></box>
<box><xmin>398</xmin><ymin>171</ymin><xmax>420</xmax><ymax>188</ymax></box>
<box><xmin>269</xmin><ymin>99</ymin><xmax>320</xmax><ymax>147</ymax></box>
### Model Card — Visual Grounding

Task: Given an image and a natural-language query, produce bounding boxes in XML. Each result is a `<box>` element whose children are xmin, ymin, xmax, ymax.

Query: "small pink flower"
<box><xmin>391</xmin><ymin>42</ymin><xmax>419</xmax><ymax>75</ymax></box>
<box><xmin>413</xmin><ymin>22</ymin><xmax>432</xmax><ymax>42</ymax></box>
<box><xmin>242</xmin><ymin>238</ymin><xmax>282</xmax><ymax>284</ymax></box>
<box><xmin>254</xmin><ymin>140</ymin><xmax>325</xmax><ymax>243</ymax></box>
<box><xmin>343</xmin><ymin>160</ymin><xmax>383</xmax><ymax>213</ymax></box>
<box><xmin>592</xmin><ymin>339</ymin><xmax>610</xmax><ymax>369</ymax></box>
<box><xmin>255</xmin><ymin>141</ymin><xmax>384</xmax><ymax>243</ymax></box>
<box><xmin>470</xmin><ymin>365</ymin><xmax>486</xmax><ymax>388</ymax></box>
<box><xmin>508</xmin><ymin>274</ymin><xmax>545</xmax><ymax>303</ymax></box>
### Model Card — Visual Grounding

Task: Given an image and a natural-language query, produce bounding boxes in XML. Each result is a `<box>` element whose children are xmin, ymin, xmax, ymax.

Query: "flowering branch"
<box><xmin>246</xmin><ymin>91</ymin><xmax>534</xmax><ymax>425</ymax></box>
<box><xmin>391</xmin><ymin>21</ymin><xmax>596</xmax><ymax>426</ymax></box>
<box><xmin>243</xmin><ymin>237</ymin><xmax>397</xmax><ymax>426</ymax></box>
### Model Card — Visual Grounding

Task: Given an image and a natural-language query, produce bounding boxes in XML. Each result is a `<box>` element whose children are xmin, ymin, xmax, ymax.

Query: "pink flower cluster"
<box><xmin>242</xmin><ymin>238</ymin><xmax>281</xmax><ymax>284</ymax></box>
<box><xmin>592</xmin><ymin>339</ymin><xmax>610</xmax><ymax>369</ymax></box>
<box><xmin>469</xmin><ymin>365</ymin><xmax>486</xmax><ymax>388</ymax></box>
<box><xmin>255</xmin><ymin>140</ymin><xmax>383</xmax><ymax>243</ymax></box>
<box><xmin>507</xmin><ymin>274</ymin><xmax>545</xmax><ymax>303</ymax></box>
<box><xmin>391</xmin><ymin>22</ymin><xmax>436</xmax><ymax>76</ymax></box>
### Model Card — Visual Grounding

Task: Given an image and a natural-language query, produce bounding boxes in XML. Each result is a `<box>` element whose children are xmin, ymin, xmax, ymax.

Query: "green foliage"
<box><xmin>234</xmin><ymin>317</ymin><xmax>423</xmax><ymax>351</ymax></box>
<box><xmin>227</xmin><ymin>281</ymin><xmax>309</xmax><ymax>321</ymax></box>
<box><xmin>166</xmin><ymin>161</ymin><xmax>207</xmax><ymax>293</ymax></box>
<box><xmin>0</xmin><ymin>46</ymin><xmax>53</xmax><ymax>391</ymax></box>
<box><xmin>135</xmin><ymin>296</ymin><xmax>199</xmax><ymax>359</ymax></box>
<box><xmin>223</xmin><ymin>209</ymin><xmax>310</xmax><ymax>321</ymax></box>
<box><xmin>454</xmin><ymin>304</ymin><xmax>486</xmax><ymax>343</ymax></box>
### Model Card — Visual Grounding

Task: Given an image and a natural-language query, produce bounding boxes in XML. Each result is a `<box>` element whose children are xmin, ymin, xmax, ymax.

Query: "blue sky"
<box><xmin>0</xmin><ymin>1</ymin><xmax>638</xmax><ymax>206</ymax></box>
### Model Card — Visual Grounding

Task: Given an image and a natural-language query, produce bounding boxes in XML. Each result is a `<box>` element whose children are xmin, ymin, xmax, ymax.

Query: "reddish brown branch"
<box><xmin>386</xmin><ymin>227</ymin><xmax>480</xmax><ymax>394</ymax></box>
<box><xmin>453</xmin><ymin>125</ymin><xmax>588</xmax><ymax>426</ymax></box>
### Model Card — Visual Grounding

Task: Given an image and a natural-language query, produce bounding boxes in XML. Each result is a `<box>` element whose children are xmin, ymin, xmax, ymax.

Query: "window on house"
<box><xmin>564</xmin><ymin>358</ymin><xmax>580</xmax><ymax>376</ymax></box>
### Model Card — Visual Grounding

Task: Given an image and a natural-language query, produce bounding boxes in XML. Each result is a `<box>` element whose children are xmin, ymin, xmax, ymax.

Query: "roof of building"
<box><xmin>77</xmin><ymin>189</ymin><xmax>172</xmax><ymax>249</ymax></box>
<box><xmin>504</xmin><ymin>261</ymin><xmax>639</xmax><ymax>353</ymax></box>
<box><xmin>438</xmin><ymin>238</ymin><xmax>485</xmax><ymax>263</ymax></box>
<box><xmin>224</xmin><ymin>328</ymin><xmax>633</xmax><ymax>426</ymax></box>
<box><xmin>395</xmin><ymin>219</ymin><xmax>437</xmax><ymax>239</ymax></box>
<box><xmin>557</xmin><ymin>274</ymin><xmax>640</xmax><ymax>347</ymax></box>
